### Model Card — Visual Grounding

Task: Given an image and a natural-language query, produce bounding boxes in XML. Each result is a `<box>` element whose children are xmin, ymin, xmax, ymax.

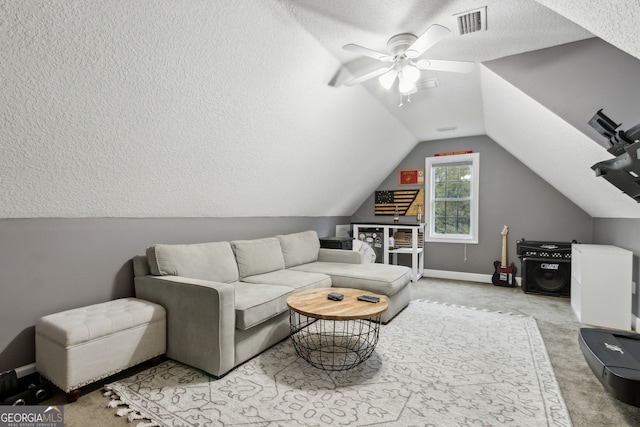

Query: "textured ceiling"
<box><xmin>280</xmin><ymin>0</ymin><xmax>594</xmax><ymax>141</ymax></box>
<box><xmin>1</xmin><ymin>0</ymin><xmax>416</xmax><ymax>218</ymax></box>
<box><xmin>536</xmin><ymin>0</ymin><xmax>640</xmax><ymax>61</ymax></box>
<box><xmin>3</xmin><ymin>0</ymin><xmax>640</xmax><ymax>219</ymax></box>
<box><xmin>279</xmin><ymin>0</ymin><xmax>640</xmax><ymax>218</ymax></box>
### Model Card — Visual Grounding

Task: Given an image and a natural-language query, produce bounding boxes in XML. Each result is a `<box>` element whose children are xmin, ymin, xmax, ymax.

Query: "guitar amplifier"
<box><xmin>517</xmin><ymin>239</ymin><xmax>574</xmax><ymax>297</ymax></box>
<box><xmin>520</xmin><ymin>258</ymin><xmax>571</xmax><ymax>297</ymax></box>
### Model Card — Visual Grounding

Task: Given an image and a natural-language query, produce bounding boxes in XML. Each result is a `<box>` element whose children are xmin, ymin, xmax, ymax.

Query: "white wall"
<box><xmin>1</xmin><ymin>0</ymin><xmax>416</xmax><ymax>218</ymax></box>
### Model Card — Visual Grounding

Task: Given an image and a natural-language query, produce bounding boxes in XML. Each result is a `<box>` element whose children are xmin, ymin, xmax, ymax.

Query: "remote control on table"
<box><xmin>327</xmin><ymin>292</ymin><xmax>344</xmax><ymax>301</ymax></box>
<box><xmin>357</xmin><ymin>295</ymin><xmax>380</xmax><ymax>303</ymax></box>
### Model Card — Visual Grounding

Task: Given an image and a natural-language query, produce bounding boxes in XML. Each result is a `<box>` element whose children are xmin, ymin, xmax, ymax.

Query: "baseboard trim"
<box><xmin>15</xmin><ymin>362</ymin><xmax>36</xmax><ymax>378</ymax></box>
<box><xmin>423</xmin><ymin>269</ymin><xmax>522</xmax><ymax>287</ymax></box>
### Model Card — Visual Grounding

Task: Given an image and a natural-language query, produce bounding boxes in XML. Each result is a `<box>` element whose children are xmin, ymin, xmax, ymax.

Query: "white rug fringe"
<box><xmin>104</xmin><ymin>386</ymin><xmax>161</xmax><ymax>427</ymax></box>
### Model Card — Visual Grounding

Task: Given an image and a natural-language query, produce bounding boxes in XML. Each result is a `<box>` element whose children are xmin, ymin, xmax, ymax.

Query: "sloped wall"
<box><xmin>1</xmin><ymin>0</ymin><xmax>416</xmax><ymax>218</ymax></box>
<box><xmin>351</xmin><ymin>135</ymin><xmax>592</xmax><ymax>276</ymax></box>
<box><xmin>484</xmin><ymin>38</ymin><xmax>640</xmax><ymax>146</ymax></box>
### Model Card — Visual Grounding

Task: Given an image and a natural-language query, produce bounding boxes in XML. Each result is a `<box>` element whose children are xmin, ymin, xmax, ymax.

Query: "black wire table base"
<box><xmin>289</xmin><ymin>310</ymin><xmax>381</xmax><ymax>371</ymax></box>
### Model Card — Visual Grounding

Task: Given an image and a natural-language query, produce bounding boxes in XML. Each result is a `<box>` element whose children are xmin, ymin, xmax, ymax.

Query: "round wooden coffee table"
<box><xmin>287</xmin><ymin>288</ymin><xmax>388</xmax><ymax>371</ymax></box>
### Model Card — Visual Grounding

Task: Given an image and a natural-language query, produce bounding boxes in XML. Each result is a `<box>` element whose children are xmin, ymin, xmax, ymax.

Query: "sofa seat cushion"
<box><xmin>242</xmin><ymin>269</ymin><xmax>331</xmax><ymax>291</ymax></box>
<box><xmin>233</xmin><ymin>282</ymin><xmax>293</xmax><ymax>331</ymax></box>
<box><xmin>276</xmin><ymin>230</ymin><xmax>320</xmax><ymax>268</ymax></box>
<box><xmin>147</xmin><ymin>241</ymin><xmax>239</xmax><ymax>283</ymax></box>
<box><xmin>231</xmin><ymin>237</ymin><xmax>285</xmax><ymax>280</ymax></box>
<box><xmin>290</xmin><ymin>262</ymin><xmax>411</xmax><ymax>296</ymax></box>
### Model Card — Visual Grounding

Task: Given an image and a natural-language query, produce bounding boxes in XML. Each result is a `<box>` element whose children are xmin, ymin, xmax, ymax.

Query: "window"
<box><xmin>425</xmin><ymin>153</ymin><xmax>479</xmax><ymax>243</ymax></box>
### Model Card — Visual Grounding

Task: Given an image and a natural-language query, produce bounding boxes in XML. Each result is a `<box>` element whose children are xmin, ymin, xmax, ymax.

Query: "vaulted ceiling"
<box><xmin>280</xmin><ymin>0</ymin><xmax>594</xmax><ymax>141</ymax></box>
<box><xmin>279</xmin><ymin>0</ymin><xmax>640</xmax><ymax>218</ymax></box>
<box><xmin>2</xmin><ymin>1</ymin><xmax>640</xmax><ymax>219</ymax></box>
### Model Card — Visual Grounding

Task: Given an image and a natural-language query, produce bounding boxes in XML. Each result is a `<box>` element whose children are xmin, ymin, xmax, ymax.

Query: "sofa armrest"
<box><xmin>317</xmin><ymin>248</ymin><xmax>362</xmax><ymax>264</ymax></box>
<box><xmin>134</xmin><ymin>275</ymin><xmax>235</xmax><ymax>377</ymax></box>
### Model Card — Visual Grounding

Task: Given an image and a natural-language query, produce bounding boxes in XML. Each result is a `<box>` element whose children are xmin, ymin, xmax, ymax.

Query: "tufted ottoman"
<box><xmin>35</xmin><ymin>297</ymin><xmax>166</xmax><ymax>401</ymax></box>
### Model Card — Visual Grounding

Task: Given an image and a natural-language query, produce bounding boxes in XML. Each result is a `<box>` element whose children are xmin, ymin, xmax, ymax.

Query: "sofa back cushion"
<box><xmin>146</xmin><ymin>241</ymin><xmax>239</xmax><ymax>283</ymax></box>
<box><xmin>231</xmin><ymin>237</ymin><xmax>285</xmax><ymax>280</ymax></box>
<box><xmin>276</xmin><ymin>230</ymin><xmax>320</xmax><ymax>268</ymax></box>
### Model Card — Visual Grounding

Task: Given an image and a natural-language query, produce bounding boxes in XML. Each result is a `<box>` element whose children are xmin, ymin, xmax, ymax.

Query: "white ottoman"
<box><xmin>36</xmin><ymin>298</ymin><xmax>166</xmax><ymax>401</ymax></box>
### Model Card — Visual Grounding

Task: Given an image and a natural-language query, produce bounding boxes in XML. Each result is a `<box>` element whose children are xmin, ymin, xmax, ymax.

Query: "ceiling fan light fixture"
<box><xmin>402</xmin><ymin>64</ymin><xmax>420</xmax><ymax>84</ymax></box>
<box><xmin>342</xmin><ymin>23</ymin><xmax>468</xmax><ymax>106</ymax></box>
<box><xmin>378</xmin><ymin>69</ymin><xmax>398</xmax><ymax>90</ymax></box>
<box><xmin>398</xmin><ymin>75</ymin><xmax>417</xmax><ymax>94</ymax></box>
<box><xmin>397</xmin><ymin>64</ymin><xmax>421</xmax><ymax>93</ymax></box>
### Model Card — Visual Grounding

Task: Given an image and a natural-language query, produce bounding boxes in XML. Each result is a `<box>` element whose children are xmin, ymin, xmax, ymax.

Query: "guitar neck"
<box><xmin>501</xmin><ymin>234</ymin><xmax>508</xmax><ymax>266</ymax></box>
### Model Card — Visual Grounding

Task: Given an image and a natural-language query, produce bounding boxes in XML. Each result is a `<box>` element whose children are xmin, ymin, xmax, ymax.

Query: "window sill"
<box><xmin>425</xmin><ymin>237</ymin><xmax>478</xmax><ymax>244</ymax></box>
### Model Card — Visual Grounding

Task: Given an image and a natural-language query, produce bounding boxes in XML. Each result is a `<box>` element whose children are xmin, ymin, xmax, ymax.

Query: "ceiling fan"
<box><xmin>343</xmin><ymin>24</ymin><xmax>475</xmax><ymax>105</ymax></box>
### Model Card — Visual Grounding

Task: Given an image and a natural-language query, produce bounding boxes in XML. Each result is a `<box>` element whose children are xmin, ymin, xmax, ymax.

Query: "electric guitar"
<box><xmin>492</xmin><ymin>225</ymin><xmax>517</xmax><ymax>287</ymax></box>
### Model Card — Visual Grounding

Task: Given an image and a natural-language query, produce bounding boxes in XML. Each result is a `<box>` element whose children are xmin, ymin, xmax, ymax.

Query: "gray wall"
<box><xmin>486</xmin><ymin>37</ymin><xmax>640</xmax><ymax>314</ymax></box>
<box><xmin>484</xmin><ymin>38</ymin><xmax>640</xmax><ymax>145</ymax></box>
<box><xmin>0</xmin><ymin>216</ymin><xmax>349</xmax><ymax>372</ymax></box>
<box><xmin>351</xmin><ymin>135</ymin><xmax>593</xmax><ymax>274</ymax></box>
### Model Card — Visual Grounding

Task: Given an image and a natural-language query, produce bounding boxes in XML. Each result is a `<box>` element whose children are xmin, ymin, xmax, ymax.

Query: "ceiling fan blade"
<box><xmin>344</xmin><ymin>65</ymin><xmax>394</xmax><ymax>86</ymax></box>
<box><xmin>415</xmin><ymin>59</ymin><xmax>475</xmax><ymax>73</ymax></box>
<box><xmin>343</xmin><ymin>44</ymin><xmax>393</xmax><ymax>62</ymax></box>
<box><xmin>405</xmin><ymin>24</ymin><xmax>450</xmax><ymax>58</ymax></box>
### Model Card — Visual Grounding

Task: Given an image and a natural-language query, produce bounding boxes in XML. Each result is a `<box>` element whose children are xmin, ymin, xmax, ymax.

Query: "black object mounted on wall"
<box><xmin>588</xmin><ymin>109</ymin><xmax>640</xmax><ymax>202</ymax></box>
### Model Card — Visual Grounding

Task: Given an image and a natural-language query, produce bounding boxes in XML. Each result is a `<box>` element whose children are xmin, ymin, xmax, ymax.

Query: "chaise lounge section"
<box><xmin>133</xmin><ymin>230</ymin><xmax>411</xmax><ymax>377</ymax></box>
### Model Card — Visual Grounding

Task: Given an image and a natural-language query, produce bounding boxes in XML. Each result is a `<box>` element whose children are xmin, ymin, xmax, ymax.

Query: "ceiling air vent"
<box><xmin>454</xmin><ymin>6</ymin><xmax>487</xmax><ymax>35</ymax></box>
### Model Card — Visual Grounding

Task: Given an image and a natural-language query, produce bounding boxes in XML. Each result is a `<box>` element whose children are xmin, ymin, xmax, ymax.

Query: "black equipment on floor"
<box><xmin>579</xmin><ymin>327</ymin><xmax>640</xmax><ymax>407</ymax></box>
<box><xmin>0</xmin><ymin>371</ymin><xmax>52</xmax><ymax>406</ymax></box>
<box><xmin>517</xmin><ymin>239</ymin><xmax>574</xmax><ymax>297</ymax></box>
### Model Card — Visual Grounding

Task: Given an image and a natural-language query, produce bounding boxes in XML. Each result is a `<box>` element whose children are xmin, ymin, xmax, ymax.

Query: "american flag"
<box><xmin>375</xmin><ymin>189</ymin><xmax>423</xmax><ymax>216</ymax></box>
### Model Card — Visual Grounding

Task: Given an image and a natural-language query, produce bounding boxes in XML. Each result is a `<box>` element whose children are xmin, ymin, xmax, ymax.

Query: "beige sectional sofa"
<box><xmin>133</xmin><ymin>230</ymin><xmax>411</xmax><ymax>377</ymax></box>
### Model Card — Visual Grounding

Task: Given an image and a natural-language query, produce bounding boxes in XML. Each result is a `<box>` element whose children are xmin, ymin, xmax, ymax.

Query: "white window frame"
<box><xmin>424</xmin><ymin>152</ymin><xmax>479</xmax><ymax>244</ymax></box>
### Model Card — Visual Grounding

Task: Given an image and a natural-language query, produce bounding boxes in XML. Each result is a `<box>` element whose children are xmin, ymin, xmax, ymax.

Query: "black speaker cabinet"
<box><xmin>521</xmin><ymin>258</ymin><xmax>571</xmax><ymax>297</ymax></box>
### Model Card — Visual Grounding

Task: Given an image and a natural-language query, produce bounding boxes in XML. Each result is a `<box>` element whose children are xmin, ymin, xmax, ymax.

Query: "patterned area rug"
<box><xmin>105</xmin><ymin>300</ymin><xmax>572</xmax><ymax>426</ymax></box>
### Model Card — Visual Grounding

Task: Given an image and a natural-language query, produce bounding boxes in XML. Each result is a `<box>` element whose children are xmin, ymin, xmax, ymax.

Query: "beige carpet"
<box><xmin>42</xmin><ymin>278</ymin><xmax>640</xmax><ymax>426</ymax></box>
